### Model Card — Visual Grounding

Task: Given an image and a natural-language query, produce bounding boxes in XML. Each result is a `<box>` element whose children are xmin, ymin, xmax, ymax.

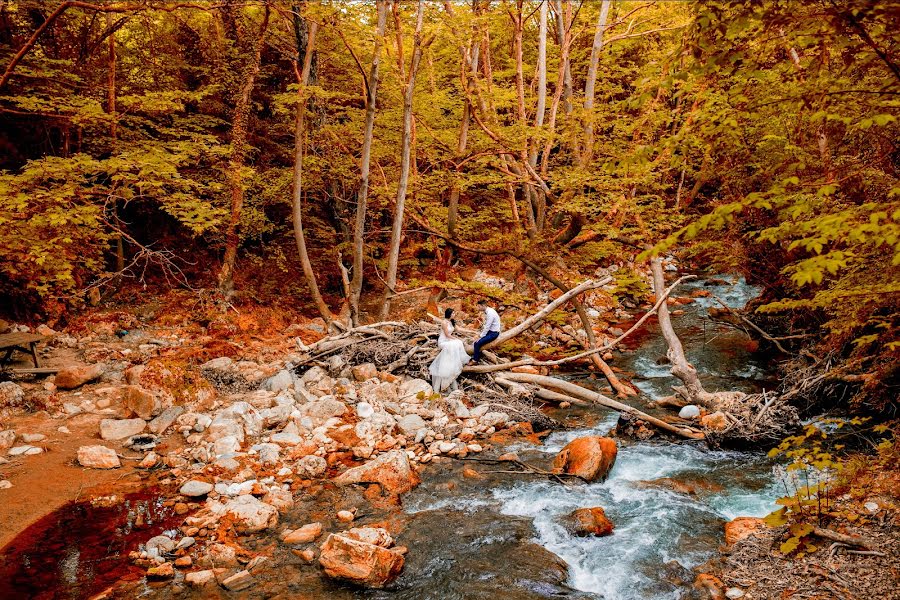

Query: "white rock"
<box><xmin>678</xmin><ymin>405</ymin><xmax>701</xmax><ymax>419</ymax></box>
<box><xmin>20</xmin><ymin>433</ymin><xmax>45</xmax><ymax>443</ymax></box>
<box><xmin>0</xmin><ymin>480</ymin><xmax>12</xmax><ymax>489</ymax></box>
<box><xmin>213</xmin><ymin>494</ymin><xmax>278</xmax><ymax>533</ymax></box>
<box><xmin>146</xmin><ymin>535</ymin><xmax>175</xmax><ymax>554</ymax></box>
<box><xmin>270</xmin><ymin>431</ymin><xmax>302</xmax><ymax>446</ymax></box>
<box><xmin>480</xmin><ymin>412</ymin><xmax>509</xmax><ymax>428</ymax></box>
<box><xmin>396</xmin><ymin>414</ymin><xmax>427</xmax><ymax>437</ymax></box>
<box><xmin>0</xmin><ymin>430</ymin><xmax>15</xmax><ymax>450</ymax></box>
<box><xmin>356</xmin><ymin>402</ymin><xmax>375</xmax><ymax>419</ymax></box>
<box><xmin>77</xmin><ymin>445</ymin><xmax>120</xmax><ymax>469</ymax></box>
<box><xmin>864</xmin><ymin>501</ymin><xmax>880</xmax><ymax>514</ymax></box>
<box><xmin>399</xmin><ymin>379</ymin><xmax>433</xmax><ymax>401</ymax></box>
<box><xmin>438</xmin><ymin>442</ymin><xmax>455</xmax><ymax>454</ymax></box>
<box><xmin>99</xmin><ymin>418</ymin><xmax>146</xmax><ymax>440</ymax></box>
<box><xmin>264</xmin><ymin>369</ymin><xmax>295</xmax><ymax>392</ymax></box>
<box><xmin>470</xmin><ymin>404</ymin><xmax>490</xmax><ymax>418</ymax></box>
<box><xmin>8</xmin><ymin>445</ymin><xmax>36</xmax><ymax>456</ymax></box>
<box><xmin>179</xmin><ymin>480</ymin><xmax>213</xmax><ymax>497</ymax></box>
<box><xmin>185</xmin><ymin>569</ymin><xmax>215</xmax><ymax>587</ymax></box>
<box><xmin>214</xmin><ymin>435</ymin><xmax>241</xmax><ymax>456</ymax></box>
<box><xmin>201</xmin><ymin>357</ymin><xmax>234</xmax><ymax>371</ymax></box>
<box><xmin>725</xmin><ymin>589</ymin><xmax>745</xmax><ymax>599</ymax></box>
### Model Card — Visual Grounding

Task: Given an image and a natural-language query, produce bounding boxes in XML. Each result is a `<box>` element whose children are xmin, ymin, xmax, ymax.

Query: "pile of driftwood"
<box><xmin>292</xmin><ymin>266</ymin><xmax>800</xmax><ymax>447</ymax></box>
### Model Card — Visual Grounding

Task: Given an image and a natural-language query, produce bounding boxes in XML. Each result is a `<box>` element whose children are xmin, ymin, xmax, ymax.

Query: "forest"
<box><xmin>0</xmin><ymin>1</ymin><xmax>897</xmax><ymax>599</ymax></box>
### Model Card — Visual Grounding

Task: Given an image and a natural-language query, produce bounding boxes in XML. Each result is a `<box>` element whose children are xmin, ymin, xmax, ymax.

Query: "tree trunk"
<box><xmin>581</xmin><ymin>0</ymin><xmax>611</xmax><ymax>164</ymax></box>
<box><xmin>291</xmin><ymin>16</ymin><xmax>333</xmax><ymax>324</ymax></box>
<box><xmin>498</xmin><ymin>372</ymin><xmax>704</xmax><ymax>440</ymax></box>
<box><xmin>217</xmin><ymin>4</ymin><xmax>270</xmax><ymax>294</ymax></box>
<box><xmin>106</xmin><ymin>13</ymin><xmax>124</xmax><ymax>273</ymax></box>
<box><xmin>649</xmin><ymin>256</ymin><xmax>714</xmax><ymax>407</ymax></box>
<box><xmin>349</xmin><ymin>0</ymin><xmax>388</xmax><ymax>326</ymax></box>
<box><xmin>381</xmin><ymin>0</ymin><xmax>425</xmax><ymax>320</ymax></box>
<box><xmin>448</xmin><ymin>41</ymin><xmax>479</xmax><ymax>239</ymax></box>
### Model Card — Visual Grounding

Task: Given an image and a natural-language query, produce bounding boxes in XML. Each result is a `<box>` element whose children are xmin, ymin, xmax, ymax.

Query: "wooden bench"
<box><xmin>0</xmin><ymin>333</ymin><xmax>44</xmax><ymax>368</ymax></box>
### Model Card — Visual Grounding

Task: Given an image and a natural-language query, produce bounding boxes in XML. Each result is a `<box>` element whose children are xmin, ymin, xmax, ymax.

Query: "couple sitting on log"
<box><xmin>429</xmin><ymin>299</ymin><xmax>501</xmax><ymax>393</ymax></box>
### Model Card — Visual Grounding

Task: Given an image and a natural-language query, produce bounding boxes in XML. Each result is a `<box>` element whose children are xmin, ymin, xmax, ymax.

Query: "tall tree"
<box><xmin>381</xmin><ymin>0</ymin><xmax>427</xmax><ymax>320</ymax></box>
<box><xmin>217</xmin><ymin>1</ymin><xmax>271</xmax><ymax>294</ymax></box>
<box><xmin>290</xmin><ymin>7</ymin><xmax>333</xmax><ymax>324</ymax></box>
<box><xmin>349</xmin><ymin>0</ymin><xmax>388</xmax><ymax>326</ymax></box>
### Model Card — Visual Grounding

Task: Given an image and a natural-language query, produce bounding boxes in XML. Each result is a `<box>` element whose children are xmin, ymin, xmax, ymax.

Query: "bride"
<box><xmin>429</xmin><ymin>308</ymin><xmax>471</xmax><ymax>393</ymax></box>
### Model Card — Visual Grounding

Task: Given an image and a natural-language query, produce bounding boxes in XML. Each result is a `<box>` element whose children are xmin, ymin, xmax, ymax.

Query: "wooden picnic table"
<box><xmin>0</xmin><ymin>333</ymin><xmax>44</xmax><ymax>368</ymax></box>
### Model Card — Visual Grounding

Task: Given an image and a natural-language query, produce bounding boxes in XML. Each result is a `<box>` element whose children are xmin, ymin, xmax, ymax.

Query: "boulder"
<box><xmin>0</xmin><ymin>382</ymin><xmax>24</xmax><ymax>408</ymax></box>
<box><xmin>351</xmin><ymin>363</ymin><xmax>378</xmax><ymax>382</ymax></box>
<box><xmin>264</xmin><ymin>369</ymin><xmax>295</xmax><ymax>392</ymax></box>
<box><xmin>343</xmin><ymin>527</ymin><xmax>393</xmax><ymax>547</ymax></box>
<box><xmin>480</xmin><ymin>412</ymin><xmax>509</xmax><ymax>428</ymax></box>
<box><xmin>147</xmin><ymin>562</ymin><xmax>175</xmax><ymax>579</ymax></box>
<box><xmin>301</xmin><ymin>397</ymin><xmax>347</xmax><ymax>426</ymax></box>
<box><xmin>185</xmin><ymin>570</ymin><xmax>216</xmax><ymax>587</ymax></box>
<box><xmin>179</xmin><ymin>480</ymin><xmax>213</xmax><ymax>497</ymax></box>
<box><xmin>271</xmin><ymin>431</ymin><xmax>303</xmax><ymax>446</ymax></box>
<box><xmin>99</xmin><ymin>418</ymin><xmax>146</xmax><ymax>440</ymax></box>
<box><xmin>552</xmin><ymin>436</ymin><xmax>617</xmax><ymax>482</ymax></box>
<box><xmin>221</xmin><ymin>570</ymin><xmax>254</xmax><ymax>592</ymax></box>
<box><xmin>148</xmin><ymin>406</ymin><xmax>184</xmax><ymax>435</ymax></box>
<box><xmin>295</xmin><ymin>455</ymin><xmax>327</xmax><ymax>478</ymax></box>
<box><xmin>216</xmin><ymin>495</ymin><xmax>279</xmax><ymax>533</ymax></box>
<box><xmin>565</xmin><ymin>507</ymin><xmax>614</xmax><ymax>537</ymax></box>
<box><xmin>398</xmin><ymin>379</ymin><xmax>433</xmax><ymax>401</ymax></box>
<box><xmin>201</xmin><ymin>357</ymin><xmax>234</xmax><ymax>371</ymax></box>
<box><xmin>724</xmin><ymin>517</ymin><xmax>766</xmax><ymax>546</ymax></box>
<box><xmin>77</xmin><ymin>445</ymin><xmax>121</xmax><ymax>469</ymax></box>
<box><xmin>122</xmin><ymin>386</ymin><xmax>158</xmax><ymax>420</ymax></box>
<box><xmin>55</xmin><ymin>363</ymin><xmax>105</xmax><ymax>390</ymax></box>
<box><xmin>396</xmin><ymin>414</ymin><xmax>427</xmax><ymax>437</ymax></box>
<box><xmin>282</xmin><ymin>522</ymin><xmax>323</xmax><ymax>544</ymax></box>
<box><xmin>334</xmin><ymin>450</ymin><xmax>420</xmax><ymax>495</ymax></box>
<box><xmin>319</xmin><ymin>533</ymin><xmax>405</xmax><ymax>588</ymax></box>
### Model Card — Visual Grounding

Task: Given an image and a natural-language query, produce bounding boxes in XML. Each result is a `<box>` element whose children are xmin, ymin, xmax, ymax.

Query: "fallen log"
<box><xmin>497</xmin><ymin>372</ymin><xmax>705</xmax><ymax>440</ymax></box>
<box><xmin>464</xmin><ymin>274</ymin><xmax>695</xmax><ymax>374</ymax></box>
<box><xmin>464</xmin><ymin>277</ymin><xmax>610</xmax><ymax>354</ymax></box>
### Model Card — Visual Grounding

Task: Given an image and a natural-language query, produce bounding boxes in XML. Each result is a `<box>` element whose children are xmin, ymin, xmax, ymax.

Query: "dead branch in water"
<box><xmin>497</xmin><ymin>371</ymin><xmax>705</xmax><ymax>440</ymax></box>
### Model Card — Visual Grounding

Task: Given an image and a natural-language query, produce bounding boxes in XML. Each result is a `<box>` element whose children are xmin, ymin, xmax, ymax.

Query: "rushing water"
<box><xmin>403</xmin><ymin>274</ymin><xmax>782</xmax><ymax>600</ymax></box>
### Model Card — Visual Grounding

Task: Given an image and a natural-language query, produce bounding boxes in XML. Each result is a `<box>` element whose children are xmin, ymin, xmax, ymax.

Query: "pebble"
<box><xmin>864</xmin><ymin>501</ymin><xmax>880</xmax><ymax>513</ymax></box>
<box><xmin>725</xmin><ymin>589</ymin><xmax>745</xmax><ymax>599</ymax></box>
<box><xmin>0</xmin><ymin>480</ymin><xmax>12</xmax><ymax>489</ymax></box>
<box><xmin>57</xmin><ymin>426</ymin><xmax>71</xmax><ymax>434</ymax></box>
<box><xmin>20</xmin><ymin>433</ymin><xmax>46</xmax><ymax>443</ymax></box>
<box><xmin>337</xmin><ymin>510</ymin><xmax>355</xmax><ymax>523</ymax></box>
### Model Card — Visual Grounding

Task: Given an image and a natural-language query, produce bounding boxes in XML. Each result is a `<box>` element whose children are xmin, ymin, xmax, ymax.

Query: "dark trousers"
<box><xmin>473</xmin><ymin>330</ymin><xmax>499</xmax><ymax>361</ymax></box>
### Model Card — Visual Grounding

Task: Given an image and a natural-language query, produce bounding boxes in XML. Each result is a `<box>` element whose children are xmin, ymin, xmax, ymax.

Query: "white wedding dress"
<box><xmin>429</xmin><ymin>320</ymin><xmax>470</xmax><ymax>393</ymax></box>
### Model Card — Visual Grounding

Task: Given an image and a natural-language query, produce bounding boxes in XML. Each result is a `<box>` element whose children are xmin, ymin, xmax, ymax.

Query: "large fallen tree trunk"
<box><xmin>465</xmin><ymin>274</ymin><xmax>695</xmax><ymax>374</ymax></box>
<box><xmin>464</xmin><ymin>276</ymin><xmax>610</xmax><ymax>353</ymax></box>
<box><xmin>498</xmin><ymin>372</ymin><xmax>705</xmax><ymax>440</ymax></box>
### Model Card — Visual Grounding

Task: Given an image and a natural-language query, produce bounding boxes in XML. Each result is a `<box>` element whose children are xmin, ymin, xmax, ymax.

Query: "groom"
<box><xmin>473</xmin><ymin>298</ymin><xmax>502</xmax><ymax>362</ymax></box>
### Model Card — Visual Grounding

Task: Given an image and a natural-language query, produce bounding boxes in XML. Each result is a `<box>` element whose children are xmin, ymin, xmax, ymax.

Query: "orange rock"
<box><xmin>319</xmin><ymin>533</ymin><xmax>405</xmax><ymax>588</ymax></box>
<box><xmin>700</xmin><ymin>411</ymin><xmax>729</xmax><ymax>431</ymax></box>
<box><xmin>511</xmin><ymin>365</ymin><xmax>541</xmax><ymax>375</ymax></box>
<box><xmin>122</xmin><ymin>385</ymin><xmax>157</xmax><ymax>420</ymax></box>
<box><xmin>567</xmin><ymin>507</ymin><xmax>614</xmax><ymax>537</ymax></box>
<box><xmin>724</xmin><ymin>517</ymin><xmax>766</xmax><ymax>546</ymax></box>
<box><xmin>693</xmin><ymin>573</ymin><xmax>725</xmax><ymax>600</ymax></box>
<box><xmin>462</xmin><ymin>467</ymin><xmax>484</xmax><ymax>480</ymax></box>
<box><xmin>552</xmin><ymin>436</ymin><xmax>618</xmax><ymax>482</ymax></box>
<box><xmin>334</xmin><ymin>450</ymin><xmax>420</xmax><ymax>495</ymax></box>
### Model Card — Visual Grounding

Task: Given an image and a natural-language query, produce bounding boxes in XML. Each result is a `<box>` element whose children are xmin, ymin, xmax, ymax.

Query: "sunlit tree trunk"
<box><xmin>381</xmin><ymin>0</ymin><xmax>425</xmax><ymax>320</ymax></box>
<box><xmin>291</xmin><ymin>14</ymin><xmax>333</xmax><ymax>324</ymax></box>
<box><xmin>349</xmin><ymin>0</ymin><xmax>388</xmax><ymax>326</ymax></box>
<box><xmin>106</xmin><ymin>13</ymin><xmax>124</xmax><ymax>273</ymax></box>
<box><xmin>581</xmin><ymin>0</ymin><xmax>610</xmax><ymax>165</ymax></box>
<box><xmin>527</xmin><ymin>0</ymin><xmax>548</xmax><ymax>232</ymax></box>
<box><xmin>217</xmin><ymin>3</ymin><xmax>270</xmax><ymax>294</ymax></box>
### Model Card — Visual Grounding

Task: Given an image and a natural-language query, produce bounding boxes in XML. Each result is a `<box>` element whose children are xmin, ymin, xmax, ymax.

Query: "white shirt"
<box><xmin>480</xmin><ymin>307</ymin><xmax>502</xmax><ymax>337</ymax></box>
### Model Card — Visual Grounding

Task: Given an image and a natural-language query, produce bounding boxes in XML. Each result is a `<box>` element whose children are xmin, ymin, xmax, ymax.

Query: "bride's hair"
<box><xmin>444</xmin><ymin>307</ymin><xmax>456</xmax><ymax>327</ymax></box>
